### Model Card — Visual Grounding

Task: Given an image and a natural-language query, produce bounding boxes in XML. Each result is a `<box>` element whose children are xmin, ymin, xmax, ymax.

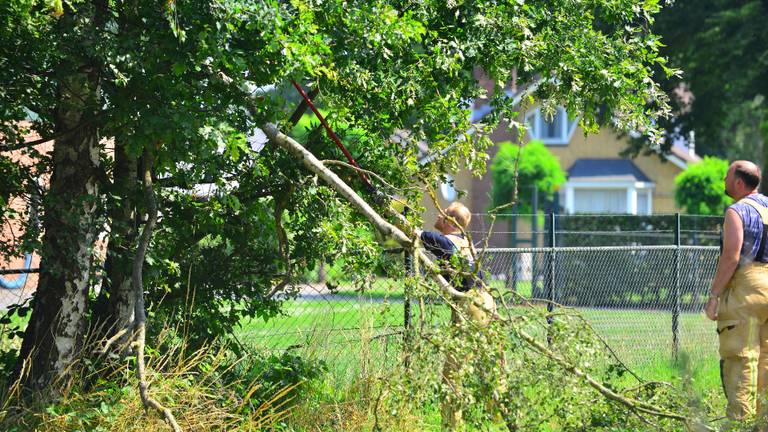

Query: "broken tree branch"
<box><xmin>262</xmin><ymin>123</ymin><xmax>708</xmax><ymax>431</ymax></box>
<box><xmin>263</xmin><ymin>123</ymin><xmax>469</xmax><ymax>300</ymax></box>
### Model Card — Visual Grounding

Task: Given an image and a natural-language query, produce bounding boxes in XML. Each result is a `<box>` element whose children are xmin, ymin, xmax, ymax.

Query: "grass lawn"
<box><xmin>238</xmin><ymin>287</ymin><xmax>721</xmax><ymax>384</ymax></box>
<box><xmin>238</xmin><ymin>292</ymin><xmax>726</xmax><ymax>430</ymax></box>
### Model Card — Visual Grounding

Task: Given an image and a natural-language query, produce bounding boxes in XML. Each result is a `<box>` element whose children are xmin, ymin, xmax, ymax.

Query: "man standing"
<box><xmin>705</xmin><ymin>160</ymin><xmax>768</xmax><ymax>421</ymax></box>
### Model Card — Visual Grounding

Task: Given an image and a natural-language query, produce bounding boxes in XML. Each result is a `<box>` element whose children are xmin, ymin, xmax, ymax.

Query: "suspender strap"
<box><xmin>741</xmin><ymin>198</ymin><xmax>768</xmax><ymax>224</ymax></box>
<box><xmin>445</xmin><ymin>234</ymin><xmax>475</xmax><ymax>261</ymax></box>
<box><xmin>740</xmin><ymin>198</ymin><xmax>768</xmax><ymax>261</ymax></box>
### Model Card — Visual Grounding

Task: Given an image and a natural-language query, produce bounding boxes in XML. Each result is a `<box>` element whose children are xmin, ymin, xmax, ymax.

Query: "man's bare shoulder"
<box><xmin>724</xmin><ymin>208</ymin><xmax>742</xmax><ymax>226</ymax></box>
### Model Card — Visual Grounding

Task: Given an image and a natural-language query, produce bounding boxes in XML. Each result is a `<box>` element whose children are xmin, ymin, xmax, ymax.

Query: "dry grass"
<box><xmin>0</xmin><ymin>329</ymin><xmax>294</xmax><ymax>432</ymax></box>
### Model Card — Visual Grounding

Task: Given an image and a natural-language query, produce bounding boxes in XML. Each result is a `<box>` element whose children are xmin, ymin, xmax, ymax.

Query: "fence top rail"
<box><xmin>471</xmin><ymin>212</ymin><xmax>723</xmax><ymax>218</ymax></box>
<box><xmin>479</xmin><ymin>245</ymin><xmax>720</xmax><ymax>253</ymax></box>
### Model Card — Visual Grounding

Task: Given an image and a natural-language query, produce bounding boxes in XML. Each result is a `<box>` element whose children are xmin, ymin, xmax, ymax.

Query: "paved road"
<box><xmin>0</xmin><ymin>285</ymin><xmax>34</xmax><ymax>310</ymax></box>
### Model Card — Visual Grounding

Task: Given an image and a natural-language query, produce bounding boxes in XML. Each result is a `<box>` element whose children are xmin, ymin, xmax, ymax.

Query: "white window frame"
<box><xmin>563</xmin><ymin>180</ymin><xmax>654</xmax><ymax>215</ymax></box>
<box><xmin>525</xmin><ymin>106</ymin><xmax>578</xmax><ymax>145</ymax></box>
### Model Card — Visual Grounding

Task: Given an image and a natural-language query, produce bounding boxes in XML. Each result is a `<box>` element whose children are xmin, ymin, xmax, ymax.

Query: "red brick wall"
<box><xmin>1</xmin><ymin>124</ymin><xmax>50</xmax><ymax>305</ymax></box>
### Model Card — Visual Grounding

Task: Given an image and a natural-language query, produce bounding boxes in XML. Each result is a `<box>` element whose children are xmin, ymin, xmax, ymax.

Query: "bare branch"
<box><xmin>132</xmin><ymin>148</ymin><xmax>183</xmax><ymax>432</ymax></box>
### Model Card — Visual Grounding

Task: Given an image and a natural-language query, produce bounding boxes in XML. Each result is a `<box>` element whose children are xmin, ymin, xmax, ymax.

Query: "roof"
<box><xmin>669</xmin><ymin>142</ymin><xmax>701</xmax><ymax>164</ymax></box>
<box><xmin>567</xmin><ymin>159</ymin><xmax>652</xmax><ymax>183</ymax></box>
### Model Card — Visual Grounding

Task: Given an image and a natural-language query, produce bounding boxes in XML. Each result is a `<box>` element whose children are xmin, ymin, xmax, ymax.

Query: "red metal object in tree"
<box><xmin>290</xmin><ymin>80</ymin><xmax>372</xmax><ymax>188</ymax></box>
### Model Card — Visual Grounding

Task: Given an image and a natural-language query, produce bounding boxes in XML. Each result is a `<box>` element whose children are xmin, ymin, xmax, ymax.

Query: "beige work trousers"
<box><xmin>718</xmin><ymin>262</ymin><xmax>768</xmax><ymax>421</ymax></box>
<box><xmin>441</xmin><ymin>288</ymin><xmax>498</xmax><ymax>431</ymax></box>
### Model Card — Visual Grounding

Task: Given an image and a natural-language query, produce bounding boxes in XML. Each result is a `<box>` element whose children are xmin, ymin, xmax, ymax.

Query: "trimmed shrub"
<box><xmin>490</xmin><ymin>140</ymin><xmax>565</xmax><ymax>213</ymax></box>
<box><xmin>675</xmin><ymin>156</ymin><xmax>732</xmax><ymax>215</ymax></box>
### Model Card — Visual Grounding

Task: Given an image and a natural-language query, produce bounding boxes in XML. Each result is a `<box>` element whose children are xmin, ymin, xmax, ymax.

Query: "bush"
<box><xmin>675</xmin><ymin>156</ymin><xmax>732</xmax><ymax>215</ymax></box>
<box><xmin>490</xmin><ymin>140</ymin><xmax>565</xmax><ymax>213</ymax></box>
<box><xmin>223</xmin><ymin>351</ymin><xmax>328</xmax><ymax>411</ymax></box>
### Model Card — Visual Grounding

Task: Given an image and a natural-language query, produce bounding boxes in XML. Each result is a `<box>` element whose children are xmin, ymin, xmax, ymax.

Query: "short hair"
<box><xmin>735</xmin><ymin>166</ymin><xmax>761</xmax><ymax>190</ymax></box>
<box><xmin>445</xmin><ymin>202</ymin><xmax>471</xmax><ymax>229</ymax></box>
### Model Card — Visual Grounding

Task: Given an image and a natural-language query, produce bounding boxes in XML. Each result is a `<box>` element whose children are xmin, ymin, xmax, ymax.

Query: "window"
<box><xmin>440</xmin><ymin>175</ymin><xmax>457</xmax><ymax>202</ymax></box>
<box><xmin>567</xmin><ymin>186</ymin><xmax>653</xmax><ymax>215</ymax></box>
<box><xmin>525</xmin><ymin>106</ymin><xmax>578</xmax><ymax>145</ymax></box>
<box><xmin>573</xmin><ymin>189</ymin><xmax>627</xmax><ymax>213</ymax></box>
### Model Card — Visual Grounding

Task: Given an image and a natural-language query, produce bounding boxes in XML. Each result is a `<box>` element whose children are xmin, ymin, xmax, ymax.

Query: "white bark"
<box><xmin>15</xmin><ymin>66</ymin><xmax>103</xmax><ymax>388</ymax></box>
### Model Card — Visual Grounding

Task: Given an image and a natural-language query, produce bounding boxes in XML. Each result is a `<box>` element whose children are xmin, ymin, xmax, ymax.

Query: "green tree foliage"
<box><xmin>0</xmin><ymin>0</ymin><xmax>677</xmax><ymax>388</ymax></box>
<box><xmin>490</xmin><ymin>141</ymin><xmax>565</xmax><ymax>213</ymax></box>
<box><xmin>634</xmin><ymin>1</ymin><xmax>768</xmax><ymax>188</ymax></box>
<box><xmin>675</xmin><ymin>156</ymin><xmax>732</xmax><ymax>215</ymax></box>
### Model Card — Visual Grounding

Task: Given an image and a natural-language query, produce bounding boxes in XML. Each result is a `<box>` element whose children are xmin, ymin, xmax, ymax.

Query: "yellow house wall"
<box><xmin>550</xmin><ymin>126</ymin><xmax>682</xmax><ymax>214</ymax></box>
<box><xmin>419</xmin><ymin>168</ymin><xmax>475</xmax><ymax>232</ymax></box>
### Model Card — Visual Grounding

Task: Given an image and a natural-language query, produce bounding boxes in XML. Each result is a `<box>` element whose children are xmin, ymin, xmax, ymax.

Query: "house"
<box><xmin>0</xmin><ymin>124</ymin><xmax>47</xmax><ymax>309</ymax></box>
<box><xmin>420</xmin><ymin>80</ymin><xmax>702</xmax><ymax>247</ymax></box>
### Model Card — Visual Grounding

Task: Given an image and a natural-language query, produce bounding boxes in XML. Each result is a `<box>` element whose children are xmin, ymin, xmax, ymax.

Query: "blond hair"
<box><xmin>445</xmin><ymin>202</ymin><xmax>471</xmax><ymax>229</ymax></box>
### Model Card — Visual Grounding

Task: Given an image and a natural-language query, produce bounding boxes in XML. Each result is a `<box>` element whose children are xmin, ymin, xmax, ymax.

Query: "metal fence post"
<box><xmin>547</xmin><ymin>212</ymin><xmax>556</xmax><ymax>342</ymax></box>
<box><xmin>403</xmin><ymin>210</ymin><xmax>413</xmax><ymax>367</ymax></box>
<box><xmin>672</xmin><ymin>212</ymin><xmax>681</xmax><ymax>360</ymax></box>
<box><xmin>532</xmin><ymin>186</ymin><xmax>539</xmax><ymax>297</ymax></box>
<box><xmin>508</xmin><ymin>210</ymin><xmax>519</xmax><ymax>293</ymax></box>
<box><xmin>404</xmin><ymin>249</ymin><xmax>413</xmax><ymax>331</ymax></box>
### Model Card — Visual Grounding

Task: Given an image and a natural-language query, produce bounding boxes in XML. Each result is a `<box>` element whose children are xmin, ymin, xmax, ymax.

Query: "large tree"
<box><xmin>1</xmin><ymin>0</ymin><xmax>674</xmax><ymax>393</ymax></box>
<box><xmin>641</xmin><ymin>1</ymin><xmax>768</xmax><ymax>189</ymax></box>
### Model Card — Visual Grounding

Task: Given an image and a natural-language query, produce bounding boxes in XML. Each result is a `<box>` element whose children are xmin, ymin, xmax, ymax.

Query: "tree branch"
<box><xmin>263</xmin><ymin>123</ymin><xmax>469</xmax><ymax>300</ymax></box>
<box><xmin>262</xmin><ymin>124</ymin><xmax>708</xmax><ymax>430</ymax></box>
<box><xmin>132</xmin><ymin>148</ymin><xmax>182</xmax><ymax>432</ymax></box>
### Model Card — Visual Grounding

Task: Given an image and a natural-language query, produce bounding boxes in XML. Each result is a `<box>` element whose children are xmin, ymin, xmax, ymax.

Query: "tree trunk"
<box><xmin>92</xmin><ymin>140</ymin><xmax>138</xmax><ymax>346</ymax></box>
<box><xmin>14</xmin><ymin>66</ymin><xmax>102</xmax><ymax>390</ymax></box>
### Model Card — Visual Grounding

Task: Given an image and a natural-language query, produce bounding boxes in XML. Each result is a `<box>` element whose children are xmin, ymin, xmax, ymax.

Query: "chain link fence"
<box><xmin>235</xmin><ymin>214</ymin><xmax>723</xmax><ymax>381</ymax></box>
<box><xmin>2</xmin><ymin>214</ymin><xmax>724</xmax><ymax>380</ymax></box>
<box><xmin>0</xmin><ymin>265</ymin><xmax>37</xmax><ymax>311</ymax></box>
<box><xmin>480</xmin><ymin>246</ymin><xmax>719</xmax><ymax>368</ymax></box>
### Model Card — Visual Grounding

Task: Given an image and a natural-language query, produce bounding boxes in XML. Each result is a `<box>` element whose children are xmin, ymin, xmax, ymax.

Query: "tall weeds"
<box><xmin>0</xmin><ymin>328</ymin><xmax>292</xmax><ymax>432</ymax></box>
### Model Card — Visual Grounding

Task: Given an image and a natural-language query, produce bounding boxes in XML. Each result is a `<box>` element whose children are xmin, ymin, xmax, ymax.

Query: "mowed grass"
<box><xmin>238</xmin><ymin>287</ymin><xmax>722</xmax><ymax>391</ymax></box>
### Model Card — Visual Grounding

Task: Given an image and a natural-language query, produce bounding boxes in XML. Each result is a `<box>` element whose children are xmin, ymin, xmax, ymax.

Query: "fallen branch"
<box><xmin>132</xmin><ymin>149</ymin><xmax>183</xmax><ymax>432</ymax></box>
<box><xmin>263</xmin><ymin>124</ymin><xmax>709</xmax><ymax>431</ymax></box>
<box><xmin>263</xmin><ymin>123</ymin><xmax>469</xmax><ymax>300</ymax></box>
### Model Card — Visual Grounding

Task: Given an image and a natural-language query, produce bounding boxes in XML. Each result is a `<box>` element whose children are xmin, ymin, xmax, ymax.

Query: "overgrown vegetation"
<box><xmin>3</xmin><ymin>300</ymin><xmax>734</xmax><ymax>431</ymax></box>
<box><xmin>3</xmin><ymin>0</ymin><xmax>749</xmax><ymax>430</ymax></box>
<box><xmin>0</xmin><ymin>330</ymin><xmax>297</xmax><ymax>431</ymax></box>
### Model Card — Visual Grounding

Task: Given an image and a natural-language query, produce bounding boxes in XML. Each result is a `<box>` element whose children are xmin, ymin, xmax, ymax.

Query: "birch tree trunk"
<box><xmin>14</xmin><ymin>65</ymin><xmax>102</xmax><ymax>390</ymax></box>
<box><xmin>92</xmin><ymin>141</ymin><xmax>138</xmax><ymax>347</ymax></box>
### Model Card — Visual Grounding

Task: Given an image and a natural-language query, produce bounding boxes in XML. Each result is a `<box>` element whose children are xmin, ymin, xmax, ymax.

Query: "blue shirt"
<box><xmin>728</xmin><ymin>193</ymin><xmax>768</xmax><ymax>264</ymax></box>
<box><xmin>420</xmin><ymin>231</ymin><xmax>476</xmax><ymax>291</ymax></box>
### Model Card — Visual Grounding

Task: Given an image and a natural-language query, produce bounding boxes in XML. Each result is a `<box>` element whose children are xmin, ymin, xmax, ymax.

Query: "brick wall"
<box><xmin>0</xmin><ymin>124</ymin><xmax>50</xmax><ymax>307</ymax></box>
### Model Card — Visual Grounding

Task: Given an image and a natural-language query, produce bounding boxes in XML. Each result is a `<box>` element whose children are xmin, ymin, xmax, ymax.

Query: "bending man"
<box><xmin>417</xmin><ymin>202</ymin><xmax>497</xmax><ymax>430</ymax></box>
